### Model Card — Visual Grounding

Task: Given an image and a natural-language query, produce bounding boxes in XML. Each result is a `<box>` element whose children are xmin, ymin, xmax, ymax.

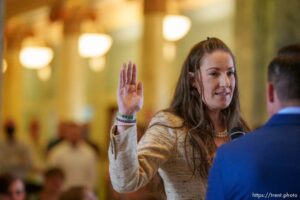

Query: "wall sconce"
<box><xmin>78</xmin><ymin>33</ymin><xmax>112</xmax><ymax>58</ymax></box>
<box><xmin>19</xmin><ymin>46</ymin><xmax>53</xmax><ymax>69</ymax></box>
<box><xmin>163</xmin><ymin>15</ymin><xmax>191</xmax><ymax>42</ymax></box>
<box><xmin>162</xmin><ymin>14</ymin><xmax>191</xmax><ymax>61</ymax></box>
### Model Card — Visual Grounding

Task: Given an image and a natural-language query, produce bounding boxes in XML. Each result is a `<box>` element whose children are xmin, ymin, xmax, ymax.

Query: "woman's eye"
<box><xmin>227</xmin><ymin>71</ymin><xmax>235</xmax><ymax>76</ymax></box>
<box><xmin>209</xmin><ymin>72</ymin><xmax>218</xmax><ymax>77</ymax></box>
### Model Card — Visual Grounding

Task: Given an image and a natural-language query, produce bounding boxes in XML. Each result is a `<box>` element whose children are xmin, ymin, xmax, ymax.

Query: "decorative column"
<box><xmin>51</xmin><ymin>4</ymin><xmax>92</xmax><ymax>122</ymax></box>
<box><xmin>234</xmin><ymin>0</ymin><xmax>258</xmax><ymax>128</ymax></box>
<box><xmin>139</xmin><ymin>0</ymin><xmax>167</xmax><ymax>125</ymax></box>
<box><xmin>2</xmin><ymin>25</ymin><xmax>31</xmax><ymax>140</ymax></box>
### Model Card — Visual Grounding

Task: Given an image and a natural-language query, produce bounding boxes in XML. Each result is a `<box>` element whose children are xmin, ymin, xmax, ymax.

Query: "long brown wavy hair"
<box><xmin>163</xmin><ymin>37</ymin><xmax>249</xmax><ymax>178</ymax></box>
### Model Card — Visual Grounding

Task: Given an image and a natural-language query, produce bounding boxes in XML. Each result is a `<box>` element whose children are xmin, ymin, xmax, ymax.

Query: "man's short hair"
<box><xmin>44</xmin><ymin>167</ymin><xmax>65</xmax><ymax>179</ymax></box>
<box><xmin>268</xmin><ymin>44</ymin><xmax>300</xmax><ymax>102</ymax></box>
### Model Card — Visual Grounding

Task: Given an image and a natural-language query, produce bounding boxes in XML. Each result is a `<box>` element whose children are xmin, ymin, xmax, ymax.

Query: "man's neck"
<box><xmin>281</xmin><ymin>100</ymin><xmax>300</xmax><ymax>108</ymax></box>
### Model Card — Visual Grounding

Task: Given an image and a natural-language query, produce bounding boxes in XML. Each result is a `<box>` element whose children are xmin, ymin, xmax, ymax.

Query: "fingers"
<box><xmin>131</xmin><ymin>63</ymin><xmax>137</xmax><ymax>84</ymax></box>
<box><xmin>126</xmin><ymin>61</ymin><xmax>132</xmax><ymax>84</ymax></box>
<box><xmin>123</xmin><ymin>61</ymin><xmax>138</xmax><ymax>85</ymax></box>
<box><xmin>119</xmin><ymin>63</ymin><xmax>126</xmax><ymax>89</ymax></box>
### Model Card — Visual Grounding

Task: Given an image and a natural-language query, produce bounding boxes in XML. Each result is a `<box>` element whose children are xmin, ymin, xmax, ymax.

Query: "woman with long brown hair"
<box><xmin>108</xmin><ymin>37</ymin><xmax>249</xmax><ymax>200</ymax></box>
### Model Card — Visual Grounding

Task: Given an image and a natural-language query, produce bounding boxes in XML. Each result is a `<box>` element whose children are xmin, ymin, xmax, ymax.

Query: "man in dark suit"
<box><xmin>206</xmin><ymin>44</ymin><xmax>300</xmax><ymax>200</ymax></box>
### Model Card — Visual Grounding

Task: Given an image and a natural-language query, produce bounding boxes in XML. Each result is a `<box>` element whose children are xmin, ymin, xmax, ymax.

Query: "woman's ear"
<box><xmin>188</xmin><ymin>72</ymin><xmax>197</xmax><ymax>88</ymax></box>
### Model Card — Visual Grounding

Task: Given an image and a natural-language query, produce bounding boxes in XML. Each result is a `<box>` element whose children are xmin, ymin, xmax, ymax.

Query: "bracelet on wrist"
<box><xmin>115</xmin><ymin>112</ymin><xmax>137</xmax><ymax>126</ymax></box>
<box><xmin>117</xmin><ymin>112</ymin><xmax>136</xmax><ymax>121</ymax></box>
<box><xmin>116</xmin><ymin>117</ymin><xmax>136</xmax><ymax>123</ymax></box>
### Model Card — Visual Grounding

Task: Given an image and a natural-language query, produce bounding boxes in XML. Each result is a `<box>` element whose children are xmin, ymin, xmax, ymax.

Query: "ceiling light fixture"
<box><xmin>19</xmin><ymin>46</ymin><xmax>53</xmax><ymax>69</ymax></box>
<box><xmin>163</xmin><ymin>15</ymin><xmax>191</xmax><ymax>42</ymax></box>
<box><xmin>78</xmin><ymin>33</ymin><xmax>112</xmax><ymax>58</ymax></box>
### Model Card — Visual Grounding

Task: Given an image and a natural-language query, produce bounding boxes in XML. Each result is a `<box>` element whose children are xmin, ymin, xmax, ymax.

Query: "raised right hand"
<box><xmin>117</xmin><ymin>62</ymin><xmax>143</xmax><ymax>116</ymax></box>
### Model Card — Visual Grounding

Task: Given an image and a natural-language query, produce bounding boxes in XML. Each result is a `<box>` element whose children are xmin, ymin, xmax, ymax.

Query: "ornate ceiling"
<box><xmin>4</xmin><ymin>0</ymin><xmax>232</xmax><ymax>48</ymax></box>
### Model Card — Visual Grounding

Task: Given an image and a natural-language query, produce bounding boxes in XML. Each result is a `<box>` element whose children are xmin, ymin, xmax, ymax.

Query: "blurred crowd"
<box><xmin>0</xmin><ymin>119</ymin><xmax>99</xmax><ymax>200</ymax></box>
<box><xmin>0</xmin><ymin>119</ymin><xmax>160</xmax><ymax>200</ymax></box>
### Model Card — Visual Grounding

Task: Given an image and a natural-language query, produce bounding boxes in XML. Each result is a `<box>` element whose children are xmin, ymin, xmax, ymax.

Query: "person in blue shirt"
<box><xmin>206</xmin><ymin>44</ymin><xmax>300</xmax><ymax>200</ymax></box>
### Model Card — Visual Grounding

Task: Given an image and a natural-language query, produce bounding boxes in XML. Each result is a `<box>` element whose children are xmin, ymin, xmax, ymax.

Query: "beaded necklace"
<box><xmin>213</xmin><ymin>129</ymin><xmax>228</xmax><ymax>138</ymax></box>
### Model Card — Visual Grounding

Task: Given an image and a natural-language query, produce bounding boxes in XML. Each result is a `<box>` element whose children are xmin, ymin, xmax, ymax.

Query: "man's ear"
<box><xmin>267</xmin><ymin>83</ymin><xmax>274</xmax><ymax>103</ymax></box>
<box><xmin>188</xmin><ymin>72</ymin><xmax>197</xmax><ymax>88</ymax></box>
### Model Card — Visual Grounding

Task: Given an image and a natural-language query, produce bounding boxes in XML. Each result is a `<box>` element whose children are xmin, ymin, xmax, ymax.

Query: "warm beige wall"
<box><xmin>235</xmin><ymin>0</ymin><xmax>300</xmax><ymax>129</ymax></box>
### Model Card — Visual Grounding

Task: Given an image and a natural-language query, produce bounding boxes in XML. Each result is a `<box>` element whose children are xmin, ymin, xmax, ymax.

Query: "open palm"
<box><xmin>117</xmin><ymin>62</ymin><xmax>143</xmax><ymax>115</ymax></box>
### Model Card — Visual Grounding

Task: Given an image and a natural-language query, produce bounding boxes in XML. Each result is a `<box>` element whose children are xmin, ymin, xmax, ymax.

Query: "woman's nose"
<box><xmin>220</xmin><ymin>74</ymin><xmax>230</xmax><ymax>87</ymax></box>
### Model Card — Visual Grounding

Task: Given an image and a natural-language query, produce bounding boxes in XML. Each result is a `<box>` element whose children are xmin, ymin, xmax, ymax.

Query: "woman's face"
<box><xmin>8</xmin><ymin>180</ymin><xmax>25</xmax><ymax>200</ymax></box>
<box><xmin>195</xmin><ymin>50</ymin><xmax>235</xmax><ymax>111</ymax></box>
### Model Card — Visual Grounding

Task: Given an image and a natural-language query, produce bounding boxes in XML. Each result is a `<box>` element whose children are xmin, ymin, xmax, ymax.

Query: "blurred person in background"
<box><xmin>0</xmin><ymin>120</ymin><xmax>33</xmax><ymax>184</ymax></box>
<box><xmin>0</xmin><ymin>173</ymin><xmax>26</xmax><ymax>200</ymax></box>
<box><xmin>27</xmin><ymin>119</ymin><xmax>46</xmax><ymax>193</ymax></box>
<box><xmin>47</xmin><ymin>122</ymin><xmax>98</xmax><ymax>190</ymax></box>
<box><xmin>46</xmin><ymin>121</ymin><xmax>69</xmax><ymax>155</ymax></box>
<box><xmin>59</xmin><ymin>186</ymin><xmax>97</xmax><ymax>200</ymax></box>
<box><xmin>81</xmin><ymin>122</ymin><xmax>101</xmax><ymax>158</ymax></box>
<box><xmin>28</xmin><ymin>167</ymin><xmax>65</xmax><ymax>200</ymax></box>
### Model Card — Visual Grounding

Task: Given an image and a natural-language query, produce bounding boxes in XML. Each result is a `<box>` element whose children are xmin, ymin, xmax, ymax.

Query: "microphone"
<box><xmin>229</xmin><ymin>127</ymin><xmax>245</xmax><ymax>141</ymax></box>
